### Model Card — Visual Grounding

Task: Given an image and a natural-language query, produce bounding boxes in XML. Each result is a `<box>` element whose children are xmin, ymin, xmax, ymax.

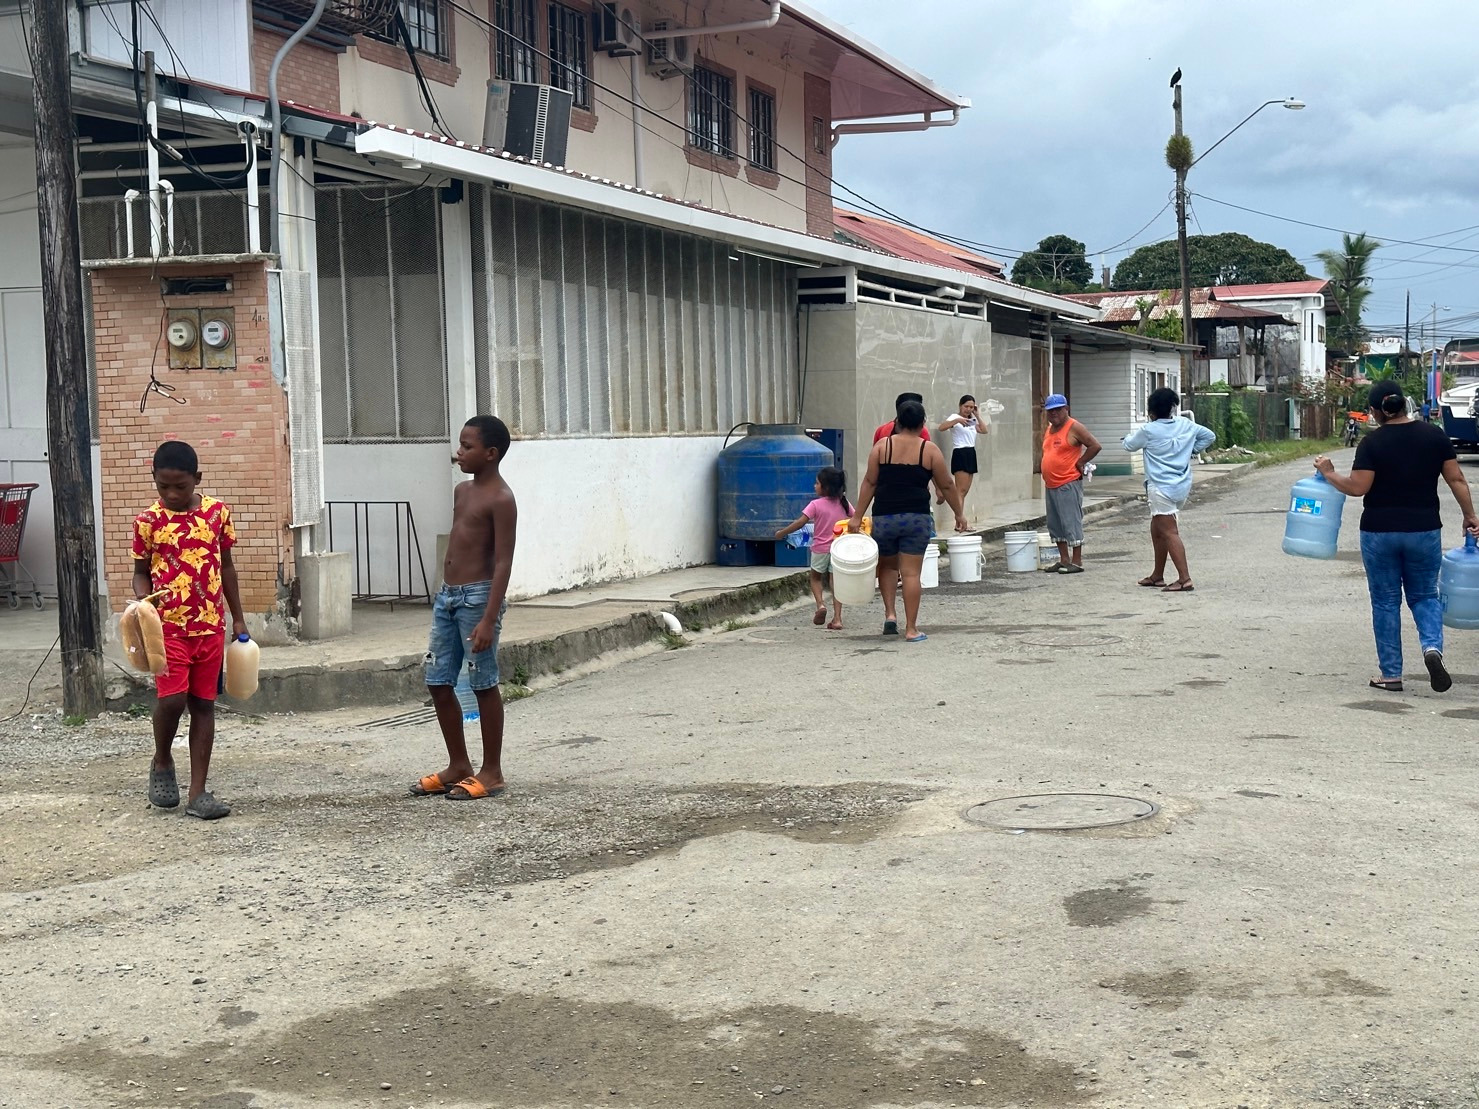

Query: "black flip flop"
<box><xmin>1425</xmin><ymin>650</ymin><xmax>1453</xmax><ymax>693</ymax></box>
<box><xmin>883</xmin><ymin>620</ymin><xmax>898</xmax><ymax>636</ymax></box>
<box><xmin>1368</xmin><ymin>678</ymin><xmax>1403</xmax><ymax>693</ymax></box>
<box><xmin>148</xmin><ymin>764</ymin><xmax>180</xmax><ymax>809</ymax></box>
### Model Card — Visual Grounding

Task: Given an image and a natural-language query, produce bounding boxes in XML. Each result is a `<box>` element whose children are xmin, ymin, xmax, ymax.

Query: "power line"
<box><xmin>1196</xmin><ymin>192</ymin><xmax>1479</xmax><ymax>256</ymax></box>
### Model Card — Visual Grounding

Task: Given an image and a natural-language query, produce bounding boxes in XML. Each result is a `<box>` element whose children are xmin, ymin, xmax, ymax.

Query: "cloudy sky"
<box><xmin>807</xmin><ymin>0</ymin><xmax>1479</xmax><ymax>345</ymax></box>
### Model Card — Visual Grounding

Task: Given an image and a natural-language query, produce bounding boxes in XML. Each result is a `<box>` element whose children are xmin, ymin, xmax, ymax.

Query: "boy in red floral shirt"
<box><xmin>132</xmin><ymin>441</ymin><xmax>246</xmax><ymax>820</ymax></box>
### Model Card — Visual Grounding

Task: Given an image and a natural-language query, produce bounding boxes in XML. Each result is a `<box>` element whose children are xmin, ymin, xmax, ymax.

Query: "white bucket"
<box><xmin>1038</xmin><ymin>530</ymin><xmax>1057</xmax><ymax>568</ymax></box>
<box><xmin>921</xmin><ymin>544</ymin><xmax>940</xmax><ymax>589</ymax></box>
<box><xmin>1004</xmin><ymin>530</ymin><xmax>1039</xmax><ymax>573</ymax></box>
<box><xmin>830</xmin><ymin>533</ymin><xmax>879</xmax><ymax>606</ymax></box>
<box><xmin>947</xmin><ymin>534</ymin><xmax>983</xmax><ymax>583</ymax></box>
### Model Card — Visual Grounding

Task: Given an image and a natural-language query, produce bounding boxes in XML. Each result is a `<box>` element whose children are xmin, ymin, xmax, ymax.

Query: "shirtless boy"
<box><xmin>410</xmin><ymin>416</ymin><xmax>518</xmax><ymax>801</ymax></box>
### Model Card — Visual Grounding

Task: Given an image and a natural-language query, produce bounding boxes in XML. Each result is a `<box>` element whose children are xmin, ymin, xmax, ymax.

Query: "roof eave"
<box><xmin>354</xmin><ymin>127</ymin><xmax>1095</xmax><ymax>318</ymax></box>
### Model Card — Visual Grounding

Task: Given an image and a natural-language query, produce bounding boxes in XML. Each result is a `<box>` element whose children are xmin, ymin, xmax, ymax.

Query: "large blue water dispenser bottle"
<box><xmin>1440</xmin><ymin>533</ymin><xmax>1479</xmax><ymax>630</ymax></box>
<box><xmin>1282</xmin><ymin>472</ymin><xmax>1346</xmax><ymax>559</ymax></box>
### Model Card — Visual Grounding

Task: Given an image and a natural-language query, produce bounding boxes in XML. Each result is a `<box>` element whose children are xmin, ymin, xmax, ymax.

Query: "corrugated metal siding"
<box><xmin>85</xmin><ymin>0</ymin><xmax>253</xmax><ymax>91</ymax></box>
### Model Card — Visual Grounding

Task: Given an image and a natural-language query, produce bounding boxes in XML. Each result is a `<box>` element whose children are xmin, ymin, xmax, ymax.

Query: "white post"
<box><xmin>145</xmin><ymin>52</ymin><xmax>162</xmax><ymax>258</ymax></box>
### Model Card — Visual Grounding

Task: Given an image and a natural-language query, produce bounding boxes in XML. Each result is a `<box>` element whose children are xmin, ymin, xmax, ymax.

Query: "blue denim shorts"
<box><xmin>872</xmin><ymin>512</ymin><xmax>934</xmax><ymax>557</ymax></box>
<box><xmin>424</xmin><ymin>581</ymin><xmax>505</xmax><ymax>691</ymax></box>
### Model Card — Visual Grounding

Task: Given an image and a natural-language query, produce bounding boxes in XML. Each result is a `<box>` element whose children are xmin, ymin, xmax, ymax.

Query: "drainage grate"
<box><xmin>963</xmin><ymin>793</ymin><xmax>1158</xmax><ymax>831</ymax></box>
<box><xmin>359</xmin><ymin>707</ymin><xmax>437</xmax><ymax>729</ymax></box>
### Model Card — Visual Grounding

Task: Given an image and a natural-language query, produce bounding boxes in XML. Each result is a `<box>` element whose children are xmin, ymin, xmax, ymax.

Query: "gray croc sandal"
<box><xmin>185</xmin><ymin>791</ymin><xmax>231</xmax><ymax>820</ymax></box>
<box><xmin>148</xmin><ymin>765</ymin><xmax>180</xmax><ymax>809</ymax></box>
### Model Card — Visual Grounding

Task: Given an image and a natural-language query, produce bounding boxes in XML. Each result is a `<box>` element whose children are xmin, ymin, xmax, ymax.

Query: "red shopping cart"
<box><xmin>0</xmin><ymin>483</ymin><xmax>43</xmax><ymax>611</ymax></box>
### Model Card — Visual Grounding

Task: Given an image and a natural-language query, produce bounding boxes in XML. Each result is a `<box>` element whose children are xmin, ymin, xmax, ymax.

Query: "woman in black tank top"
<box><xmin>847</xmin><ymin>400</ymin><xmax>971</xmax><ymax>642</ymax></box>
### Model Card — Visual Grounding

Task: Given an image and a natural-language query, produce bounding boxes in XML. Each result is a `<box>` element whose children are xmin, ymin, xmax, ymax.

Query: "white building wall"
<box><xmin>1068</xmin><ymin>347</ymin><xmax>1183</xmax><ymax>476</ymax></box>
<box><xmin>324</xmin><ymin>436</ymin><xmax>723</xmax><ymax>599</ymax></box>
<box><xmin>83</xmin><ymin>0</ymin><xmax>254</xmax><ymax>91</ymax></box>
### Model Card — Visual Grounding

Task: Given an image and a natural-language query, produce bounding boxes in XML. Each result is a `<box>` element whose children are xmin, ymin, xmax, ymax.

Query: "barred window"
<box><xmin>547</xmin><ymin>2</ymin><xmax>590</xmax><ymax>109</ymax></box>
<box><xmin>316</xmin><ymin>185</ymin><xmax>448</xmax><ymax>442</ymax></box>
<box><xmin>493</xmin><ymin>0</ymin><xmax>539</xmax><ymax>83</ymax></box>
<box><xmin>748</xmin><ymin>87</ymin><xmax>776</xmax><ymax>171</ymax></box>
<box><xmin>689</xmin><ymin>65</ymin><xmax>734</xmax><ymax>158</ymax></box>
<box><xmin>370</xmin><ymin>0</ymin><xmax>451</xmax><ymax>61</ymax></box>
<box><xmin>470</xmin><ymin>186</ymin><xmax>795</xmax><ymax>436</ymax></box>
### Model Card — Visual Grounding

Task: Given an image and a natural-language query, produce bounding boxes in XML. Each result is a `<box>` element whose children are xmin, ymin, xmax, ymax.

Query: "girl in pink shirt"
<box><xmin>776</xmin><ymin>466</ymin><xmax>852</xmax><ymax>630</ymax></box>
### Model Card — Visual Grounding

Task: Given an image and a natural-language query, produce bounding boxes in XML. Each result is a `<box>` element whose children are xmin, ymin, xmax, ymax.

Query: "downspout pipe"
<box><xmin>267</xmin><ymin>0</ymin><xmax>328</xmax><ymax>256</ymax></box>
<box><xmin>660</xmin><ymin>0</ymin><xmax>780</xmax><ymax>38</ymax></box>
<box><xmin>831</xmin><ymin>108</ymin><xmax>960</xmax><ymax>148</ymax></box>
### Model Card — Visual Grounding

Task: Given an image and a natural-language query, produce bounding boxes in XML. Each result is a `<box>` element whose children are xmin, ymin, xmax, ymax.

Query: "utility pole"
<box><xmin>1173</xmin><ymin>83</ymin><xmax>1195</xmax><ymax>377</ymax></box>
<box><xmin>1404</xmin><ymin>289</ymin><xmax>1411</xmax><ymax>364</ymax></box>
<box><xmin>30</xmin><ymin>0</ymin><xmax>104</xmax><ymax>716</ymax></box>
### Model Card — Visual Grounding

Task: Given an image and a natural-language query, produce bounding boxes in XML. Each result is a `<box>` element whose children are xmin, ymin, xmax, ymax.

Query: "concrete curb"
<box><xmin>105</xmin><ymin>463</ymin><xmax>1264</xmax><ymax>714</ymax></box>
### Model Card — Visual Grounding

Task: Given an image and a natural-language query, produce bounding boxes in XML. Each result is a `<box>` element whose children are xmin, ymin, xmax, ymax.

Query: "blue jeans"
<box><xmin>424</xmin><ymin>581</ymin><xmax>505</xmax><ymax>690</ymax></box>
<box><xmin>1360</xmin><ymin>529</ymin><xmax>1443</xmax><ymax>679</ymax></box>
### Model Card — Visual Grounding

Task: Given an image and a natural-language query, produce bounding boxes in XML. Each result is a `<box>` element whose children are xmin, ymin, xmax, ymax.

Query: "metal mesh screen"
<box><xmin>78</xmin><ymin>191</ymin><xmax>271</xmax><ymax>260</ymax></box>
<box><xmin>277</xmin><ymin>269</ymin><xmax>324</xmax><ymax>527</ymax></box>
<box><xmin>315</xmin><ymin>184</ymin><xmax>447</xmax><ymax>442</ymax></box>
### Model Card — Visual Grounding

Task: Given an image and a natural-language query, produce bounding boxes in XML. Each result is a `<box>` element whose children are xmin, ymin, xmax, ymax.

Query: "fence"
<box><xmin>1186</xmin><ymin>393</ymin><xmax>1340</xmax><ymax>446</ymax></box>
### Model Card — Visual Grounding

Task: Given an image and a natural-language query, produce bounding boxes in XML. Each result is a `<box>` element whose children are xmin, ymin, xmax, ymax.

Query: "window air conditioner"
<box><xmin>596</xmin><ymin>3</ymin><xmax>639</xmax><ymax>57</ymax></box>
<box><xmin>483</xmin><ymin>81</ymin><xmax>574</xmax><ymax>165</ymax></box>
<box><xmin>646</xmin><ymin>20</ymin><xmax>690</xmax><ymax>79</ymax></box>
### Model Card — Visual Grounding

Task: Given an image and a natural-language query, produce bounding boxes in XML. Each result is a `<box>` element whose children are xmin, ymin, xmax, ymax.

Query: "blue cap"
<box><xmin>1043</xmin><ymin>393</ymin><xmax>1068</xmax><ymax>410</ymax></box>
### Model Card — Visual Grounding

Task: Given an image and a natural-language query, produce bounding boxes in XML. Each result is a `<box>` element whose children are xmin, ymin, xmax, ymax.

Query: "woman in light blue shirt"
<box><xmin>1122</xmin><ymin>387</ymin><xmax>1217</xmax><ymax>592</ymax></box>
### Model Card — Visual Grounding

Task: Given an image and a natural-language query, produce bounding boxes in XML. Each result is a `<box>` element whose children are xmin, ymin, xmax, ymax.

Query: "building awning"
<box><xmin>353</xmin><ymin>125</ymin><xmax>1097</xmax><ymax>319</ymax></box>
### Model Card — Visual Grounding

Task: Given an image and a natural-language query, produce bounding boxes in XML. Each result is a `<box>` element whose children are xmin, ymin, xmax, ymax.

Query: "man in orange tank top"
<box><xmin>1040</xmin><ymin>394</ymin><xmax>1101</xmax><ymax>572</ymax></box>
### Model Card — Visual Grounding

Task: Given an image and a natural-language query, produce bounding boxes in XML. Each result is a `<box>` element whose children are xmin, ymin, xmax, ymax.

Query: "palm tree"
<box><xmin>1316</xmin><ymin>232</ymin><xmax>1381</xmax><ymax>354</ymax></box>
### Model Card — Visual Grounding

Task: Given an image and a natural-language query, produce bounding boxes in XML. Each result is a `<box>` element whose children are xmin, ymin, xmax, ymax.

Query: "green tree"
<box><xmin>1012</xmin><ymin>234</ymin><xmax>1093</xmax><ymax>292</ymax></box>
<box><xmin>1133</xmin><ymin>295</ymin><xmax>1185</xmax><ymax>343</ymax></box>
<box><xmin>1316</xmin><ymin>232</ymin><xmax>1381</xmax><ymax>354</ymax></box>
<box><xmin>1111</xmin><ymin>232</ymin><xmax>1309</xmax><ymax>290</ymax></box>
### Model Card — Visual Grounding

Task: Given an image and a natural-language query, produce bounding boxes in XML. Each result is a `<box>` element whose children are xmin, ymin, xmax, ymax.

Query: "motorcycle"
<box><xmin>1343</xmin><ymin>416</ymin><xmax>1359</xmax><ymax>448</ymax></box>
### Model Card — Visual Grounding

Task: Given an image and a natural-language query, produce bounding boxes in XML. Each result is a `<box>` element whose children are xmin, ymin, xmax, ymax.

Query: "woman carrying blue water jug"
<box><xmin>1313</xmin><ymin>380</ymin><xmax>1479</xmax><ymax>693</ymax></box>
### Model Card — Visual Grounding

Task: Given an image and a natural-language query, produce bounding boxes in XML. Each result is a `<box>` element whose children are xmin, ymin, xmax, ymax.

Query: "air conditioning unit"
<box><xmin>483</xmin><ymin>81</ymin><xmax>574</xmax><ymax>165</ymax></box>
<box><xmin>646</xmin><ymin>20</ymin><xmax>691</xmax><ymax>79</ymax></box>
<box><xmin>595</xmin><ymin>3</ymin><xmax>639</xmax><ymax>56</ymax></box>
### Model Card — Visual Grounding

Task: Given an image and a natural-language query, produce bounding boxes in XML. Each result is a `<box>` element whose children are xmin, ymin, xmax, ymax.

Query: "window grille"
<box><xmin>690</xmin><ymin>66</ymin><xmax>735</xmax><ymax>158</ymax></box>
<box><xmin>547</xmin><ymin>2</ymin><xmax>590</xmax><ymax>109</ymax></box>
<box><xmin>369</xmin><ymin>0</ymin><xmax>450</xmax><ymax>61</ymax></box>
<box><xmin>748</xmin><ymin>87</ymin><xmax>776</xmax><ymax>171</ymax></box>
<box><xmin>470</xmin><ymin>185</ymin><xmax>796</xmax><ymax>437</ymax></box>
<box><xmin>493</xmin><ymin>0</ymin><xmax>539</xmax><ymax>82</ymax></box>
<box><xmin>316</xmin><ymin>184</ymin><xmax>448</xmax><ymax>442</ymax></box>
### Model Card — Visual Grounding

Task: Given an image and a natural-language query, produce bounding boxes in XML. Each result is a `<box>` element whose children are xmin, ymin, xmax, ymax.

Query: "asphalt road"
<box><xmin>3</xmin><ymin>451</ymin><xmax>1479</xmax><ymax>1109</ymax></box>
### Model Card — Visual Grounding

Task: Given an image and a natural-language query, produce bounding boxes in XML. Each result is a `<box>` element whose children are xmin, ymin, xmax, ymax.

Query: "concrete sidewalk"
<box><xmin>0</xmin><ymin>460</ymin><xmax>1256</xmax><ymax>715</ymax></box>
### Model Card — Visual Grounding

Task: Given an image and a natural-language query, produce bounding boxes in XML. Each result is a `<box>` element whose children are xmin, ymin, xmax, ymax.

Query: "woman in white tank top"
<box><xmin>936</xmin><ymin>394</ymin><xmax>989</xmax><ymax>503</ymax></box>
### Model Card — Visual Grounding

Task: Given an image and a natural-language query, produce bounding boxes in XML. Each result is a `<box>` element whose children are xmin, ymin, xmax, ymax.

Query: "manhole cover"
<box><xmin>1019</xmin><ymin>632</ymin><xmax>1123</xmax><ymax>649</ymax></box>
<box><xmin>963</xmin><ymin>793</ymin><xmax>1159</xmax><ymax>831</ymax></box>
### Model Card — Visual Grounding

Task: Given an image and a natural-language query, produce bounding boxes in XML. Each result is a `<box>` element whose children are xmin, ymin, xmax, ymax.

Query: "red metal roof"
<box><xmin>1066</xmin><ymin>288</ymin><xmax>1284</xmax><ymax>323</ymax></box>
<box><xmin>833</xmin><ymin>209</ymin><xmax>1005</xmax><ymax>278</ymax></box>
<box><xmin>1214</xmin><ymin>279</ymin><xmax>1330</xmax><ymax>299</ymax></box>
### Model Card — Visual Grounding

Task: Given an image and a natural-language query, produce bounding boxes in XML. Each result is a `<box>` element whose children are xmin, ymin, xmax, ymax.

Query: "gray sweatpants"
<box><xmin>1045</xmin><ymin>480</ymin><xmax>1084</xmax><ymax>547</ymax></box>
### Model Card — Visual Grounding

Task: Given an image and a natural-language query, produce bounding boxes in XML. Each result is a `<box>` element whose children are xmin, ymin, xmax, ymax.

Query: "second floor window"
<box><xmin>748</xmin><ymin>87</ymin><xmax>776</xmax><ymax>171</ymax></box>
<box><xmin>547</xmin><ymin>2</ymin><xmax>590</xmax><ymax>109</ymax></box>
<box><xmin>493</xmin><ymin>0</ymin><xmax>539</xmax><ymax>83</ymax></box>
<box><xmin>373</xmin><ymin>0</ymin><xmax>451</xmax><ymax>61</ymax></box>
<box><xmin>690</xmin><ymin>66</ymin><xmax>734</xmax><ymax>158</ymax></box>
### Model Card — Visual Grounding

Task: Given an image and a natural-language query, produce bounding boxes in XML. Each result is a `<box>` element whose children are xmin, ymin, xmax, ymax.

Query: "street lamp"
<box><xmin>1168</xmin><ymin>84</ymin><xmax>1304</xmax><ymax>371</ymax></box>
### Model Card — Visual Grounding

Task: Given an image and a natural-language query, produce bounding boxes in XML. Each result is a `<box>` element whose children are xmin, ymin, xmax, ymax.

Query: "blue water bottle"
<box><xmin>1440</xmin><ymin>533</ymin><xmax>1479</xmax><ymax>630</ymax></box>
<box><xmin>1282</xmin><ymin>472</ymin><xmax>1346</xmax><ymax>559</ymax></box>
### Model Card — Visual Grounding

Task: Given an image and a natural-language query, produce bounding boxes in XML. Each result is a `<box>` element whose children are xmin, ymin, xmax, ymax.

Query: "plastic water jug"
<box><xmin>829</xmin><ymin>532</ymin><xmax>879</xmax><ymax>606</ymax></box>
<box><xmin>1282</xmin><ymin>473</ymin><xmax>1346</xmax><ymax>559</ymax></box>
<box><xmin>222</xmin><ymin>633</ymin><xmax>259</xmax><ymax>700</ymax></box>
<box><xmin>1440</xmin><ymin>533</ymin><xmax>1479</xmax><ymax>630</ymax></box>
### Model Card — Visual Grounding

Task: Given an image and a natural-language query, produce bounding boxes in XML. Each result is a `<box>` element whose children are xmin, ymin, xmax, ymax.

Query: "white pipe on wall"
<box><xmin>831</xmin><ymin>109</ymin><xmax>960</xmax><ymax>148</ymax></box>
<box><xmin>123</xmin><ymin>189</ymin><xmax>139</xmax><ymax>259</ymax></box>
<box><xmin>661</xmin><ymin>0</ymin><xmax>780</xmax><ymax>38</ymax></box>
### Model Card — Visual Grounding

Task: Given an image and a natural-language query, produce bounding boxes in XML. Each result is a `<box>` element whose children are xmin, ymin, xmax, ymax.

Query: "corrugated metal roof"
<box><xmin>833</xmin><ymin>209</ymin><xmax>1005</xmax><ymax>278</ymax></box>
<box><xmin>1066</xmin><ymin>288</ymin><xmax>1283</xmax><ymax>323</ymax></box>
<box><xmin>1215</xmin><ymin>280</ymin><xmax>1330</xmax><ymax>298</ymax></box>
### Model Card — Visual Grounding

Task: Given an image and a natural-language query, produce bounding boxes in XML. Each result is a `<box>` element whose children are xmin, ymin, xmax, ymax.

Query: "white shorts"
<box><xmin>1146</xmin><ymin>483</ymin><xmax>1187</xmax><ymax>517</ymax></box>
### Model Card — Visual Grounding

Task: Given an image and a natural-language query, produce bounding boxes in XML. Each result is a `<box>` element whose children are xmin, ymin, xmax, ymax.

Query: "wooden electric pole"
<box><xmin>1173</xmin><ymin>84</ymin><xmax>1194</xmax><ymax>361</ymax></box>
<box><xmin>30</xmin><ymin>0</ymin><xmax>104</xmax><ymax>716</ymax></box>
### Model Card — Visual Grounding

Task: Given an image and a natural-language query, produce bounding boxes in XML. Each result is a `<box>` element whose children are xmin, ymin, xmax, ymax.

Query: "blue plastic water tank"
<box><xmin>1440</xmin><ymin>533</ymin><xmax>1479</xmax><ymax>630</ymax></box>
<box><xmin>717</xmin><ymin>424</ymin><xmax>835</xmax><ymax>540</ymax></box>
<box><xmin>1282</xmin><ymin>472</ymin><xmax>1347</xmax><ymax>559</ymax></box>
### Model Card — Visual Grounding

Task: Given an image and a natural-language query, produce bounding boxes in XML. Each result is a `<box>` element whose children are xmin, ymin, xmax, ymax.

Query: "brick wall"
<box><xmin>252</xmin><ymin>27</ymin><xmax>342</xmax><ymax>113</ymax></box>
<box><xmin>90</xmin><ymin>261</ymin><xmax>294</xmax><ymax>624</ymax></box>
<box><xmin>803</xmin><ymin>73</ymin><xmax>833</xmax><ymax>239</ymax></box>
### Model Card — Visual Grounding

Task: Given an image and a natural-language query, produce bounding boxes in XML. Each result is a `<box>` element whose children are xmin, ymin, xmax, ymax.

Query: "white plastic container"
<box><xmin>1037</xmin><ymin>531</ymin><xmax>1057</xmax><ymax>568</ymax></box>
<box><xmin>223</xmin><ymin>633</ymin><xmax>259</xmax><ymax>700</ymax></box>
<box><xmin>947</xmin><ymin>534</ymin><xmax>984</xmax><ymax>582</ymax></box>
<box><xmin>1004</xmin><ymin>530</ymin><xmax>1039</xmax><ymax>573</ymax></box>
<box><xmin>921</xmin><ymin>544</ymin><xmax>940</xmax><ymax>589</ymax></box>
<box><xmin>829</xmin><ymin>532</ymin><xmax>879</xmax><ymax>606</ymax></box>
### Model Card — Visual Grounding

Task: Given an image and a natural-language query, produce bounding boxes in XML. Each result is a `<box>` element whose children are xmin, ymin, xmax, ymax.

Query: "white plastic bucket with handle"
<box><xmin>829</xmin><ymin>532</ymin><xmax>879</xmax><ymax>605</ymax></box>
<box><xmin>946</xmin><ymin>534</ymin><xmax>983</xmax><ymax>583</ymax></box>
<box><xmin>1038</xmin><ymin>530</ymin><xmax>1057</xmax><ymax>568</ymax></box>
<box><xmin>921</xmin><ymin>544</ymin><xmax>940</xmax><ymax>589</ymax></box>
<box><xmin>1004</xmin><ymin>530</ymin><xmax>1039</xmax><ymax>573</ymax></box>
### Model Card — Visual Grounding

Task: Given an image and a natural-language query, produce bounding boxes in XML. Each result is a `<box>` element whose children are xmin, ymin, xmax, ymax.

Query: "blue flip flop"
<box><xmin>906</xmin><ymin>633</ymin><xmax>928</xmax><ymax>643</ymax></box>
